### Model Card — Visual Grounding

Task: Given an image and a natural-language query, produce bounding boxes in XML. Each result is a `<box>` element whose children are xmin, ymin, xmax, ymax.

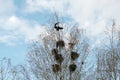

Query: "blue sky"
<box><xmin>0</xmin><ymin>0</ymin><xmax>120</xmax><ymax>65</ymax></box>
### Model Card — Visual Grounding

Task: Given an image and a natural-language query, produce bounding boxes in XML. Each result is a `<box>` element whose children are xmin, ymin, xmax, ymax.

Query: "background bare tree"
<box><xmin>96</xmin><ymin>21</ymin><xmax>120</xmax><ymax>80</ymax></box>
<box><xmin>0</xmin><ymin>58</ymin><xmax>11</xmax><ymax>80</ymax></box>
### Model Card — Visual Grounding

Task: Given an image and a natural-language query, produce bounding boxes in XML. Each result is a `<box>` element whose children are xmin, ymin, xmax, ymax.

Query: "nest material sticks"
<box><xmin>56</xmin><ymin>40</ymin><xmax>65</xmax><ymax>48</ymax></box>
<box><xmin>69</xmin><ymin>63</ymin><xmax>77</xmax><ymax>73</ymax></box>
<box><xmin>54</xmin><ymin>54</ymin><xmax>64</xmax><ymax>64</ymax></box>
<box><xmin>71</xmin><ymin>51</ymin><xmax>79</xmax><ymax>61</ymax></box>
<box><xmin>52</xmin><ymin>64</ymin><xmax>61</xmax><ymax>73</ymax></box>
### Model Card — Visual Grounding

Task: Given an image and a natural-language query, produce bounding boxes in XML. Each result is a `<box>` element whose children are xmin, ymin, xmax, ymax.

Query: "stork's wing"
<box><xmin>54</xmin><ymin>26</ymin><xmax>57</xmax><ymax>28</ymax></box>
<box><xmin>59</xmin><ymin>27</ymin><xmax>63</xmax><ymax>29</ymax></box>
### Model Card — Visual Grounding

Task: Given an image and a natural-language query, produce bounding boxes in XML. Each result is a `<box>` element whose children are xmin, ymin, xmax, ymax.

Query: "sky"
<box><xmin>0</xmin><ymin>0</ymin><xmax>120</xmax><ymax>65</ymax></box>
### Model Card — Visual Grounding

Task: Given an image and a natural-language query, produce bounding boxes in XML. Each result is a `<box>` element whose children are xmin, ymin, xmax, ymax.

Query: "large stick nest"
<box><xmin>56</xmin><ymin>40</ymin><xmax>65</xmax><ymax>48</ymax></box>
<box><xmin>69</xmin><ymin>63</ymin><xmax>77</xmax><ymax>73</ymax></box>
<box><xmin>71</xmin><ymin>51</ymin><xmax>79</xmax><ymax>61</ymax></box>
<box><xmin>52</xmin><ymin>64</ymin><xmax>61</xmax><ymax>73</ymax></box>
<box><xmin>54</xmin><ymin>54</ymin><xmax>64</xmax><ymax>64</ymax></box>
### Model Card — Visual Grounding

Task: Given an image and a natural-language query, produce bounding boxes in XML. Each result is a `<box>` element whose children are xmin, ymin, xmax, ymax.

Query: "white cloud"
<box><xmin>0</xmin><ymin>0</ymin><xmax>120</xmax><ymax>45</ymax></box>
<box><xmin>0</xmin><ymin>15</ymin><xmax>47</xmax><ymax>45</ymax></box>
<box><xmin>25</xmin><ymin>0</ymin><xmax>69</xmax><ymax>13</ymax></box>
<box><xmin>0</xmin><ymin>0</ymin><xmax>49</xmax><ymax>45</ymax></box>
<box><xmin>24</xmin><ymin>0</ymin><xmax>120</xmax><ymax>33</ymax></box>
<box><xmin>0</xmin><ymin>34</ymin><xmax>17</xmax><ymax>45</ymax></box>
<box><xmin>0</xmin><ymin>0</ymin><xmax>16</xmax><ymax>16</ymax></box>
<box><xmin>24</xmin><ymin>0</ymin><xmax>120</xmax><ymax>19</ymax></box>
<box><xmin>86</xmin><ymin>20</ymin><xmax>106</xmax><ymax>37</ymax></box>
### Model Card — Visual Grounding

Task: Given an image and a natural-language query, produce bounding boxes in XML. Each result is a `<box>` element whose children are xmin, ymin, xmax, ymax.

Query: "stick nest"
<box><xmin>52</xmin><ymin>64</ymin><xmax>61</xmax><ymax>73</ymax></box>
<box><xmin>71</xmin><ymin>51</ymin><xmax>79</xmax><ymax>61</ymax></box>
<box><xmin>54</xmin><ymin>54</ymin><xmax>64</xmax><ymax>64</ymax></box>
<box><xmin>56</xmin><ymin>40</ymin><xmax>65</xmax><ymax>48</ymax></box>
<box><xmin>69</xmin><ymin>63</ymin><xmax>77</xmax><ymax>72</ymax></box>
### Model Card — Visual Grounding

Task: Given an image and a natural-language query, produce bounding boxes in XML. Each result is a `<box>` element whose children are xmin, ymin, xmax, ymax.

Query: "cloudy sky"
<box><xmin>0</xmin><ymin>0</ymin><xmax>120</xmax><ymax>64</ymax></box>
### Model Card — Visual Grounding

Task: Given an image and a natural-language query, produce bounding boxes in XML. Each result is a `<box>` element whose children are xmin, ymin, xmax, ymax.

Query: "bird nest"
<box><xmin>54</xmin><ymin>54</ymin><xmax>64</xmax><ymax>64</ymax></box>
<box><xmin>71</xmin><ymin>51</ymin><xmax>79</xmax><ymax>61</ymax></box>
<box><xmin>52</xmin><ymin>64</ymin><xmax>61</xmax><ymax>73</ymax></box>
<box><xmin>69</xmin><ymin>63</ymin><xmax>77</xmax><ymax>73</ymax></box>
<box><xmin>56</xmin><ymin>40</ymin><xmax>65</xmax><ymax>48</ymax></box>
<box><xmin>52</xmin><ymin>48</ymin><xmax>58</xmax><ymax>55</ymax></box>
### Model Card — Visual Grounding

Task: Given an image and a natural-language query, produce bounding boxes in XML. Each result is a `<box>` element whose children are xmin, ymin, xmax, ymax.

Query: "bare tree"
<box><xmin>26</xmin><ymin>20</ymin><xmax>90</xmax><ymax>80</ymax></box>
<box><xmin>96</xmin><ymin>21</ymin><xmax>120</xmax><ymax>80</ymax></box>
<box><xmin>0</xmin><ymin>58</ymin><xmax>11</xmax><ymax>80</ymax></box>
